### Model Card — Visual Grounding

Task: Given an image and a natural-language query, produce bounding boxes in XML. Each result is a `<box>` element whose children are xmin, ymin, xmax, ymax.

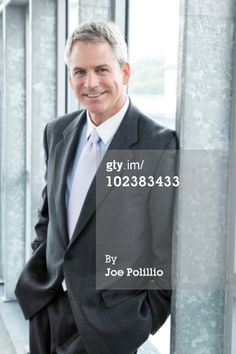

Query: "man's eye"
<box><xmin>97</xmin><ymin>68</ymin><xmax>108</xmax><ymax>73</ymax></box>
<box><xmin>74</xmin><ymin>70</ymin><xmax>85</xmax><ymax>76</ymax></box>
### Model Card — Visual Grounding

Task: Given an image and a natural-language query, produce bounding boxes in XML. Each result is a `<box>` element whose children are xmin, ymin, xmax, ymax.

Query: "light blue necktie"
<box><xmin>67</xmin><ymin>129</ymin><xmax>101</xmax><ymax>239</ymax></box>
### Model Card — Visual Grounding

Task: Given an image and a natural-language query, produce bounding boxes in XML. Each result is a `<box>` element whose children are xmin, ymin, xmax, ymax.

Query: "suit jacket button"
<box><xmin>49</xmin><ymin>288</ymin><xmax>55</xmax><ymax>294</ymax></box>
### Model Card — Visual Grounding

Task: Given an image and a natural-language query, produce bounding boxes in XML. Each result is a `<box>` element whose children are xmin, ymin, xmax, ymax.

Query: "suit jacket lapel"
<box><xmin>53</xmin><ymin>110</ymin><xmax>86</xmax><ymax>246</ymax></box>
<box><xmin>69</xmin><ymin>102</ymin><xmax>140</xmax><ymax>245</ymax></box>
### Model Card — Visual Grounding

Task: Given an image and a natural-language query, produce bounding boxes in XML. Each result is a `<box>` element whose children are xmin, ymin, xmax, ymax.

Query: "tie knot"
<box><xmin>89</xmin><ymin>129</ymin><xmax>100</xmax><ymax>144</ymax></box>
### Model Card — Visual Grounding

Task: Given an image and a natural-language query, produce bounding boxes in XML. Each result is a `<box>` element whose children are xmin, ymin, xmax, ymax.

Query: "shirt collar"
<box><xmin>85</xmin><ymin>97</ymin><xmax>129</xmax><ymax>144</ymax></box>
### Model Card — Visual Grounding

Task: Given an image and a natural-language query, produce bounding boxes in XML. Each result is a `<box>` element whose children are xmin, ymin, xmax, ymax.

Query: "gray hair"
<box><xmin>65</xmin><ymin>21</ymin><xmax>128</xmax><ymax>67</ymax></box>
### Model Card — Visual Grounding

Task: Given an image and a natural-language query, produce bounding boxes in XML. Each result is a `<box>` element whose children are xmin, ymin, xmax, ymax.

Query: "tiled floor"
<box><xmin>0</xmin><ymin>314</ymin><xmax>17</xmax><ymax>354</ymax></box>
<box><xmin>0</xmin><ymin>285</ymin><xmax>28</xmax><ymax>354</ymax></box>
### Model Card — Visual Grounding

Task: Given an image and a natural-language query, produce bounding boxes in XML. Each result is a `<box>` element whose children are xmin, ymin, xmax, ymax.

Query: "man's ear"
<box><xmin>122</xmin><ymin>62</ymin><xmax>130</xmax><ymax>85</ymax></box>
<box><xmin>68</xmin><ymin>68</ymin><xmax>73</xmax><ymax>88</ymax></box>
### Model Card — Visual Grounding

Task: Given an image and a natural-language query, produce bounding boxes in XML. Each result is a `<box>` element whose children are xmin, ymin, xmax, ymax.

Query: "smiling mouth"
<box><xmin>83</xmin><ymin>91</ymin><xmax>106</xmax><ymax>98</ymax></box>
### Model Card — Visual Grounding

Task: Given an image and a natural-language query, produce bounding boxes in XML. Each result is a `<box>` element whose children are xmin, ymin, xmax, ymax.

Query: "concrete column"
<box><xmin>79</xmin><ymin>0</ymin><xmax>112</xmax><ymax>22</ymax></box>
<box><xmin>171</xmin><ymin>0</ymin><xmax>235</xmax><ymax>353</ymax></box>
<box><xmin>1</xmin><ymin>5</ymin><xmax>26</xmax><ymax>300</ymax></box>
<box><xmin>0</xmin><ymin>13</ymin><xmax>3</xmax><ymax>282</ymax></box>
<box><xmin>27</xmin><ymin>0</ymin><xmax>57</xmax><ymax>258</ymax></box>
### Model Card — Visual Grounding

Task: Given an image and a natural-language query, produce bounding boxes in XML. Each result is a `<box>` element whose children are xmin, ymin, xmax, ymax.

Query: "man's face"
<box><xmin>68</xmin><ymin>41</ymin><xmax>130</xmax><ymax>125</ymax></box>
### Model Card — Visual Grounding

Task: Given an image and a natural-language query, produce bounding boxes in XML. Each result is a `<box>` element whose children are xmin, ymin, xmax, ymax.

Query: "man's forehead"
<box><xmin>69</xmin><ymin>41</ymin><xmax>119</xmax><ymax>68</ymax></box>
<box><xmin>71</xmin><ymin>40</ymin><xmax>111</xmax><ymax>52</ymax></box>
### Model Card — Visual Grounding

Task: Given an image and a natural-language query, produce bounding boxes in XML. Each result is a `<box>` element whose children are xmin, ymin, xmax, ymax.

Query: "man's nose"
<box><xmin>84</xmin><ymin>72</ymin><xmax>99</xmax><ymax>88</ymax></box>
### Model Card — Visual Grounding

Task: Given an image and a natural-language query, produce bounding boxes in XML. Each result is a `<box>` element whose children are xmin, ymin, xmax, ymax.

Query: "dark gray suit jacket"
<box><xmin>15</xmin><ymin>101</ymin><xmax>178</xmax><ymax>354</ymax></box>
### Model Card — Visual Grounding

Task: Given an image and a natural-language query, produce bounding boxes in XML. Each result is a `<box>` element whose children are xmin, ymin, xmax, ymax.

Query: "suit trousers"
<box><xmin>29</xmin><ymin>287</ymin><xmax>138</xmax><ymax>354</ymax></box>
<box><xmin>29</xmin><ymin>287</ymin><xmax>86</xmax><ymax>354</ymax></box>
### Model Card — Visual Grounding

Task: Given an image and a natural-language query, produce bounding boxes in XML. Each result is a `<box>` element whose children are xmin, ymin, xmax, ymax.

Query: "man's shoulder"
<box><xmin>47</xmin><ymin>109</ymin><xmax>84</xmax><ymax>133</ymax></box>
<box><xmin>135</xmin><ymin>108</ymin><xmax>178</xmax><ymax>150</ymax></box>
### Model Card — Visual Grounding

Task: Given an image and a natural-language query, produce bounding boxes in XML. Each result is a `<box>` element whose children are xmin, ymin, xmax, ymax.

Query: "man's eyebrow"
<box><xmin>72</xmin><ymin>66</ymin><xmax>85</xmax><ymax>71</ymax></box>
<box><xmin>72</xmin><ymin>64</ymin><xmax>111</xmax><ymax>71</ymax></box>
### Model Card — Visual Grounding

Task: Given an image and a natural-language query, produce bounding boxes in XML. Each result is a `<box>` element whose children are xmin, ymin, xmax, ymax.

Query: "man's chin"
<box><xmin>88</xmin><ymin>109</ymin><xmax>111</xmax><ymax>125</ymax></box>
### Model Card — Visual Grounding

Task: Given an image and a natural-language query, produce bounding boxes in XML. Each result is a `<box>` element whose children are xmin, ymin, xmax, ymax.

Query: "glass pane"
<box><xmin>149</xmin><ymin>317</ymin><xmax>170</xmax><ymax>354</ymax></box>
<box><xmin>68</xmin><ymin>0</ymin><xmax>79</xmax><ymax>35</ymax></box>
<box><xmin>128</xmin><ymin>0</ymin><xmax>180</xmax><ymax>130</ymax></box>
<box><xmin>128</xmin><ymin>1</ymin><xmax>180</xmax><ymax>352</ymax></box>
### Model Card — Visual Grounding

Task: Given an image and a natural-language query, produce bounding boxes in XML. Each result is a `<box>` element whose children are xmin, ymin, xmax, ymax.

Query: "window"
<box><xmin>127</xmin><ymin>0</ymin><xmax>180</xmax><ymax>130</ymax></box>
<box><xmin>126</xmin><ymin>1</ymin><xmax>180</xmax><ymax>352</ymax></box>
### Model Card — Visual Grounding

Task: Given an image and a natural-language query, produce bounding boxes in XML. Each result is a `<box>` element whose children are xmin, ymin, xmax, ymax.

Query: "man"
<box><xmin>15</xmin><ymin>21</ymin><xmax>178</xmax><ymax>354</ymax></box>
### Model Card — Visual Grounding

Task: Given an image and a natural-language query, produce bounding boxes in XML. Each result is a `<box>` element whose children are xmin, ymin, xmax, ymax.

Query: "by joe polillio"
<box><xmin>104</xmin><ymin>254</ymin><xmax>164</xmax><ymax>278</ymax></box>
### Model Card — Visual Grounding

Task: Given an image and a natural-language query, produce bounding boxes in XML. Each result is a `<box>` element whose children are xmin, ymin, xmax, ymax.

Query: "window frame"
<box><xmin>125</xmin><ymin>0</ymin><xmax>180</xmax><ymax>130</ymax></box>
<box><xmin>112</xmin><ymin>0</ymin><xmax>128</xmax><ymax>39</ymax></box>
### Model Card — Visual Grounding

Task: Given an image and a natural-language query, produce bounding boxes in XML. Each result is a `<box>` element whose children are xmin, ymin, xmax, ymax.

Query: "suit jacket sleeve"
<box><xmin>31</xmin><ymin>124</ymin><xmax>49</xmax><ymax>252</ymax></box>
